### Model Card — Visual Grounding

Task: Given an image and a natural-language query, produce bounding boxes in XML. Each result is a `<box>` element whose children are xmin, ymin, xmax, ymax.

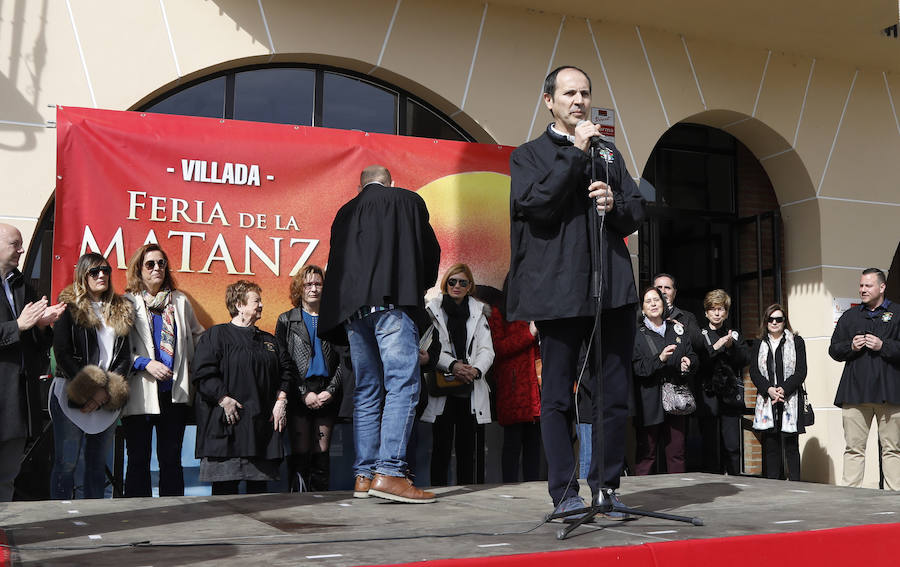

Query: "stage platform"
<box><xmin>1</xmin><ymin>473</ymin><xmax>898</xmax><ymax>566</ymax></box>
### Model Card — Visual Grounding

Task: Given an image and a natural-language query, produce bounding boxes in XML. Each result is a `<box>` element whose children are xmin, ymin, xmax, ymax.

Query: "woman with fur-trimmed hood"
<box><xmin>51</xmin><ymin>252</ymin><xmax>133</xmax><ymax>499</ymax></box>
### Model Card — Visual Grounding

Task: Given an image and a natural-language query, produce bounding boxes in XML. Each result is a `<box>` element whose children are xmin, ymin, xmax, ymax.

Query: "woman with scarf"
<box><xmin>52</xmin><ymin>253</ymin><xmax>134</xmax><ymax>499</ymax></box>
<box><xmin>421</xmin><ymin>263</ymin><xmax>494</xmax><ymax>486</ymax></box>
<box><xmin>750</xmin><ymin>304</ymin><xmax>808</xmax><ymax>480</ymax></box>
<box><xmin>122</xmin><ymin>244</ymin><xmax>204</xmax><ymax>497</ymax></box>
<box><xmin>632</xmin><ymin>286</ymin><xmax>698</xmax><ymax>475</ymax></box>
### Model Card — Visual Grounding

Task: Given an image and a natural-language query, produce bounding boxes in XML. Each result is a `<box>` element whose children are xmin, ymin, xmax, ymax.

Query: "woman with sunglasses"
<box><xmin>750</xmin><ymin>304</ymin><xmax>808</xmax><ymax>480</ymax></box>
<box><xmin>52</xmin><ymin>253</ymin><xmax>134</xmax><ymax>499</ymax></box>
<box><xmin>421</xmin><ymin>263</ymin><xmax>495</xmax><ymax>486</ymax></box>
<box><xmin>275</xmin><ymin>265</ymin><xmax>344</xmax><ymax>492</ymax></box>
<box><xmin>121</xmin><ymin>244</ymin><xmax>205</xmax><ymax>497</ymax></box>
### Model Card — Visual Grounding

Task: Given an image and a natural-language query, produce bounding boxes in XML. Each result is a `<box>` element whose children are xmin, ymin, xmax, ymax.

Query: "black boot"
<box><xmin>309</xmin><ymin>452</ymin><xmax>331</xmax><ymax>492</ymax></box>
<box><xmin>288</xmin><ymin>453</ymin><xmax>310</xmax><ymax>492</ymax></box>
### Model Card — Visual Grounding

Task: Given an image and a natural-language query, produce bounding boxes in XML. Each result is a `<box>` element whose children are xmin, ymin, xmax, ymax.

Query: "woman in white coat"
<box><xmin>422</xmin><ymin>263</ymin><xmax>494</xmax><ymax>486</ymax></box>
<box><xmin>122</xmin><ymin>244</ymin><xmax>204</xmax><ymax>497</ymax></box>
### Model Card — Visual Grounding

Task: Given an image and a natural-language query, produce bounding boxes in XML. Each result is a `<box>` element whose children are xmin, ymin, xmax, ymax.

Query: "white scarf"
<box><xmin>756</xmin><ymin>330</ymin><xmax>799</xmax><ymax>432</ymax></box>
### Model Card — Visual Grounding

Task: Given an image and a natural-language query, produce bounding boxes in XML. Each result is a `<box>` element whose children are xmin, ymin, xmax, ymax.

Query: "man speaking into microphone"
<box><xmin>507</xmin><ymin>66</ymin><xmax>646</xmax><ymax>518</ymax></box>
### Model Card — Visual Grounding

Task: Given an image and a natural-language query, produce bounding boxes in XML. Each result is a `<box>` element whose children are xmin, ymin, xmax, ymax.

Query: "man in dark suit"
<box><xmin>0</xmin><ymin>223</ymin><xmax>64</xmax><ymax>501</ymax></box>
<box><xmin>319</xmin><ymin>166</ymin><xmax>441</xmax><ymax>503</ymax></box>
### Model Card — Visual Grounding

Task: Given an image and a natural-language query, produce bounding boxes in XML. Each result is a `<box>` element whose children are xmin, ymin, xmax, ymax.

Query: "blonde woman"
<box><xmin>421</xmin><ymin>263</ymin><xmax>494</xmax><ymax>486</ymax></box>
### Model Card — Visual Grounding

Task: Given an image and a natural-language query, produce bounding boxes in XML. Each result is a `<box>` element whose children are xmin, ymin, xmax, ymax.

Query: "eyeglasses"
<box><xmin>87</xmin><ymin>266</ymin><xmax>112</xmax><ymax>278</ymax></box>
<box><xmin>767</xmin><ymin>316</ymin><xmax>785</xmax><ymax>323</ymax></box>
<box><xmin>143</xmin><ymin>259</ymin><xmax>167</xmax><ymax>271</ymax></box>
<box><xmin>447</xmin><ymin>278</ymin><xmax>469</xmax><ymax>288</ymax></box>
<box><xmin>303</xmin><ymin>282</ymin><xmax>323</xmax><ymax>289</ymax></box>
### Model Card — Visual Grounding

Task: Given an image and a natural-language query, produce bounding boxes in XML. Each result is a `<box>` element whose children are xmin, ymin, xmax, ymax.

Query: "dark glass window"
<box><xmin>144</xmin><ymin>76</ymin><xmax>226</xmax><ymax>118</ymax></box>
<box><xmin>321</xmin><ymin>72</ymin><xmax>396</xmax><ymax>134</ymax></box>
<box><xmin>406</xmin><ymin>100</ymin><xmax>466</xmax><ymax>141</ymax></box>
<box><xmin>139</xmin><ymin>64</ymin><xmax>470</xmax><ymax>142</ymax></box>
<box><xmin>234</xmin><ymin>68</ymin><xmax>314</xmax><ymax>125</ymax></box>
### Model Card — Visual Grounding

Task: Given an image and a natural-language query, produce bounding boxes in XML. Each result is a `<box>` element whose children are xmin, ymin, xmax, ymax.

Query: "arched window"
<box><xmin>141</xmin><ymin>65</ymin><xmax>471</xmax><ymax>141</ymax></box>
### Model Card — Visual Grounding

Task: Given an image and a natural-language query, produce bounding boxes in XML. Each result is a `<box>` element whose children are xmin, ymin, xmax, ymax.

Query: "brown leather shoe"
<box><xmin>368</xmin><ymin>474</ymin><xmax>436</xmax><ymax>503</ymax></box>
<box><xmin>353</xmin><ymin>476</ymin><xmax>372</xmax><ymax>498</ymax></box>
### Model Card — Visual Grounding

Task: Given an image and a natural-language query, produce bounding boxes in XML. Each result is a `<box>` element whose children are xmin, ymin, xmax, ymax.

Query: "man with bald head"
<box><xmin>0</xmin><ymin>224</ymin><xmax>65</xmax><ymax>500</ymax></box>
<box><xmin>319</xmin><ymin>165</ymin><xmax>441</xmax><ymax>503</ymax></box>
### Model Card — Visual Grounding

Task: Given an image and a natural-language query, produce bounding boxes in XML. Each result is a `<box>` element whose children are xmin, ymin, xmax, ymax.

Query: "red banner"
<box><xmin>54</xmin><ymin>107</ymin><xmax>513</xmax><ymax>330</ymax></box>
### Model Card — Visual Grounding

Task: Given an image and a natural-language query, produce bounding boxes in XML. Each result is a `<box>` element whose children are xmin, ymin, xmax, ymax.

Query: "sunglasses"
<box><xmin>767</xmin><ymin>316</ymin><xmax>785</xmax><ymax>323</ymax></box>
<box><xmin>144</xmin><ymin>259</ymin><xmax>167</xmax><ymax>271</ymax></box>
<box><xmin>87</xmin><ymin>265</ymin><xmax>112</xmax><ymax>278</ymax></box>
<box><xmin>447</xmin><ymin>278</ymin><xmax>469</xmax><ymax>288</ymax></box>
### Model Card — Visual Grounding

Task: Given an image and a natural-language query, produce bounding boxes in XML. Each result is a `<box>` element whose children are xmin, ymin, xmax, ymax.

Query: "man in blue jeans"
<box><xmin>319</xmin><ymin>165</ymin><xmax>441</xmax><ymax>503</ymax></box>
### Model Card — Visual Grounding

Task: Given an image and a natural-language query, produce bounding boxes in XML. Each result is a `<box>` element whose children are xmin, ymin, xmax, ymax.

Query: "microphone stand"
<box><xmin>548</xmin><ymin>140</ymin><xmax>703</xmax><ymax>539</ymax></box>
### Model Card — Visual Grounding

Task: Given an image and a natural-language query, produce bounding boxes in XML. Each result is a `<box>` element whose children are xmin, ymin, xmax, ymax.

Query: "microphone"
<box><xmin>576</xmin><ymin>120</ymin><xmax>602</xmax><ymax>148</ymax></box>
<box><xmin>578</xmin><ymin>120</ymin><xmax>608</xmax><ymax>217</ymax></box>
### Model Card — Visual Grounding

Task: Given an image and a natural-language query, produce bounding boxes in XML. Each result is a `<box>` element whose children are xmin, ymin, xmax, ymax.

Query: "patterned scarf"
<box><xmin>143</xmin><ymin>289</ymin><xmax>176</xmax><ymax>369</ymax></box>
<box><xmin>757</xmin><ymin>329</ymin><xmax>798</xmax><ymax>432</ymax></box>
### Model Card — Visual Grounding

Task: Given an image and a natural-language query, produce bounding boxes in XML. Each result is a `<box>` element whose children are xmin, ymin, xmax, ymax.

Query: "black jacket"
<box><xmin>695</xmin><ymin>322</ymin><xmax>750</xmax><ymax>416</ymax></box>
<box><xmin>0</xmin><ymin>270</ymin><xmax>53</xmax><ymax>441</ymax></box>
<box><xmin>319</xmin><ymin>182</ymin><xmax>441</xmax><ymax>344</ymax></box>
<box><xmin>507</xmin><ymin>128</ymin><xmax>646</xmax><ymax>321</ymax></box>
<box><xmin>275</xmin><ymin>307</ymin><xmax>344</xmax><ymax>400</ymax></box>
<box><xmin>633</xmin><ymin>320</ymin><xmax>699</xmax><ymax>426</ymax></box>
<box><xmin>53</xmin><ymin>286</ymin><xmax>133</xmax><ymax>384</ymax></box>
<box><xmin>192</xmin><ymin>323</ymin><xmax>294</xmax><ymax>459</ymax></box>
<box><xmin>830</xmin><ymin>300</ymin><xmax>900</xmax><ymax>406</ymax></box>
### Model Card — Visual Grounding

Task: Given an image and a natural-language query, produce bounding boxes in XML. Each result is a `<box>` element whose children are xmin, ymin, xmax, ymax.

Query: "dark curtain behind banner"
<box><xmin>54</xmin><ymin>106</ymin><xmax>513</xmax><ymax>331</ymax></box>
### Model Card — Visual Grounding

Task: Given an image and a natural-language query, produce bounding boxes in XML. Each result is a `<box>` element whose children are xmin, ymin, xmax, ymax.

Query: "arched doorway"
<box><xmin>639</xmin><ymin>122</ymin><xmax>784</xmax><ymax>476</ymax></box>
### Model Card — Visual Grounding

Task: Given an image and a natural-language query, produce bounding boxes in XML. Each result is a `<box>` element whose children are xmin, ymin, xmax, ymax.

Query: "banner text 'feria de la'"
<box><xmin>54</xmin><ymin>106</ymin><xmax>514</xmax><ymax>331</ymax></box>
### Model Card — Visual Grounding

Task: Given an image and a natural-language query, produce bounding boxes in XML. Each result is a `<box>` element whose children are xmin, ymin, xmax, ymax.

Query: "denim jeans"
<box><xmin>50</xmin><ymin>393</ymin><xmax>115</xmax><ymax>499</ymax></box>
<box><xmin>346</xmin><ymin>309</ymin><xmax>420</xmax><ymax>478</ymax></box>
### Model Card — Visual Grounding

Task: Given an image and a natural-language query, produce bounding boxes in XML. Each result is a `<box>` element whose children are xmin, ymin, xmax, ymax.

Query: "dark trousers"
<box><xmin>763</xmin><ymin>431</ymin><xmax>801</xmax><ymax>480</ymax></box>
<box><xmin>700</xmin><ymin>414</ymin><xmax>742</xmax><ymax>474</ymax></box>
<box><xmin>537</xmin><ymin>306</ymin><xmax>634</xmax><ymax>506</ymax></box>
<box><xmin>634</xmin><ymin>414</ymin><xmax>686</xmax><ymax>475</ymax></box>
<box><xmin>122</xmin><ymin>389</ymin><xmax>189</xmax><ymax>497</ymax></box>
<box><xmin>502</xmin><ymin>422</ymin><xmax>542</xmax><ymax>482</ymax></box>
<box><xmin>431</xmin><ymin>396</ymin><xmax>481</xmax><ymax>486</ymax></box>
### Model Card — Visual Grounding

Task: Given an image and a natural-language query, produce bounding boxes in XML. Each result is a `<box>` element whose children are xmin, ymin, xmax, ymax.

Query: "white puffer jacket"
<box><xmin>420</xmin><ymin>295</ymin><xmax>495</xmax><ymax>424</ymax></box>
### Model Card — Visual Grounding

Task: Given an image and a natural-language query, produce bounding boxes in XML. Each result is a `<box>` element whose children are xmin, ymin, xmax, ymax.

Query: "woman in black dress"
<box><xmin>193</xmin><ymin>280</ymin><xmax>294</xmax><ymax>495</ymax></box>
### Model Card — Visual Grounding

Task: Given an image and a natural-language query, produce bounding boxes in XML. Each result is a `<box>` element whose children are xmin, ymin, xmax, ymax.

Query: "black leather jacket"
<box><xmin>275</xmin><ymin>307</ymin><xmax>343</xmax><ymax>399</ymax></box>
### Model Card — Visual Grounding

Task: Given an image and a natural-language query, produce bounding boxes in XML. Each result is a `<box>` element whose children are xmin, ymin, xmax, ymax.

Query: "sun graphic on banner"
<box><xmin>417</xmin><ymin>172</ymin><xmax>511</xmax><ymax>291</ymax></box>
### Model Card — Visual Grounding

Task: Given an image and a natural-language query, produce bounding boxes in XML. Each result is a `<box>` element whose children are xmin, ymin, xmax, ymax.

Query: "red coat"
<box><xmin>487</xmin><ymin>308</ymin><xmax>541</xmax><ymax>426</ymax></box>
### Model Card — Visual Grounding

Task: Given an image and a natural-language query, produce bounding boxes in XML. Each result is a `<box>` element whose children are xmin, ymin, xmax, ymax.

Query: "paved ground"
<box><xmin>1</xmin><ymin>473</ymin><xmax>898</xmax><ymax>566</ymax></box>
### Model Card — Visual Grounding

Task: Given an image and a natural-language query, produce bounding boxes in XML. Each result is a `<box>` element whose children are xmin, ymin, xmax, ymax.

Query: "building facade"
<box><xmin>2</xmin><ymin>0</ymin><xmax>899</xmax><ymax>487</ymax></box>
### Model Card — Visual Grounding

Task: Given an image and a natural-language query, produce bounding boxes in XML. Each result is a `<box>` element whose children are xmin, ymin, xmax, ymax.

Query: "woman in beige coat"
<box><xmin>122</xmin><ymin>244</ymin><xmax>204</xmax><ymax>497</ymax></box>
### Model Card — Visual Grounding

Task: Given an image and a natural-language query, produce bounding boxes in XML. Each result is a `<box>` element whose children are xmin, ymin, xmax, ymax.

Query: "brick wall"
<box><xmin>735</xmin><ymin>142</ymin><xmax>783</xmax><ymax>475</ymax></box>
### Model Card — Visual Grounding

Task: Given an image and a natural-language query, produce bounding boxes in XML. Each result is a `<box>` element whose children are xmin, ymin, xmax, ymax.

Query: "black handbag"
<box><xmin>420</xmin><ymin>323</ymin><xmax>473</xmax><ymax>397</ymax></box>
<box><xmin>712</xmin><ymin>360</ymin><xmax>746</xmax><ymax>411</ymax></box>
<box><xmin>425</xmin><ymin>370</ymin><xmax>474</xmax><ymax>397</ymax></box>
<box><xmin>800</xmin><ymin>384</ymin><xmax>815</xmax><ymax>427</ymax></box>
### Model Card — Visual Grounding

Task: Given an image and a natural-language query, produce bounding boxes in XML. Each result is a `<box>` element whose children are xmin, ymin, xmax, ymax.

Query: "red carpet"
<box><xmin>0</xmin><ymin>529</ymin><xmax>9</xmax><ymax>567</ymax></box>
<box><xmin>376</xmin><ymin>522</ymin><xmax>900</xmax><ymax>567</ymax></box>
